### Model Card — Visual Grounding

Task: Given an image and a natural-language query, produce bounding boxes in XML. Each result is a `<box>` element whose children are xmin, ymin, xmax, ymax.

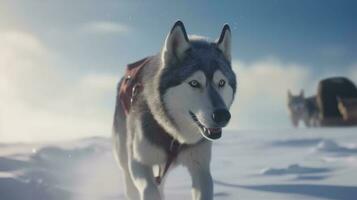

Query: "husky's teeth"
<box><xmin>203</xmin><ymin>127</ymin><xmax>209</xmax><ymax>135</ymax></box>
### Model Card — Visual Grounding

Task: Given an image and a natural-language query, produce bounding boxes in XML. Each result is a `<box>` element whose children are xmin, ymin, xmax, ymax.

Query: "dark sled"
<box><xmin>317</xmin><ymin>77</ymin><xmax>357</xmax><ymax>126</ymax></box>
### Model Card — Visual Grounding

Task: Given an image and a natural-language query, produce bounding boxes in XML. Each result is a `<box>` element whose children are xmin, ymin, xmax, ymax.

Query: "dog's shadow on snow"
<box><xmin>269</xmin><ymin>137</ymin><xmax>357</xmax><ymax>157</ymax></box>
<box><xmin>214</xmin><ymin>180</ymin><xmax>357</xmax><ymax>200</ymax></box>
<box><xmin>268</xmin><ymin>138</ymin><xmax>324</xmax><ymax>148</ymax></box>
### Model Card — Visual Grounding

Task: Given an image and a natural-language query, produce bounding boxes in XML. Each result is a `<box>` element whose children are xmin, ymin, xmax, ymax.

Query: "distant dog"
<box><xmin>287</xmin><ymin>90</ymin><xmax>319</xmax><ymax>127</ymax></box>
<box><xmin>113</xmin><ymin>21</ymin><xmax>236</xmax><ymax>200</ymax></box>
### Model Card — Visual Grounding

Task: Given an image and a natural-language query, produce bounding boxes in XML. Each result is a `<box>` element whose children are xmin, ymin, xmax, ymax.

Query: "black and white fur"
<box><xmin>113</xmin><ymin>21</ymin><xmax>237</xmax><ymax>200</ymax></box>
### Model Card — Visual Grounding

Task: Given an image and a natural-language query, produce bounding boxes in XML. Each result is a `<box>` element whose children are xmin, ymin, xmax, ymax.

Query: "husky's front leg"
<box><xmin>183</xmin><ymin>142</ymin><xmax>213</xmax><ymax>200</ymax></box>
<box><xmin>189</xmin><ymin>168</ymin><xmax>213</xmax><ymax>200</ymax></box>
<box><xmin>129</xmin><ymin>159</ymin><xmax>161</xmax><ymax>200</ymax></box>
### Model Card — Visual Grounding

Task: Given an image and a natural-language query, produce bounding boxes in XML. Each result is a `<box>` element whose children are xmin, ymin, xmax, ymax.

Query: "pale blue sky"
<box><xmin>2</xmin><ymin>0</ymin><xmax>356</xmax><ymax>71</ymax></box>
<box><xmin>1</xmin><ymin>0</ymin><xmax>356</xmax><ymax>142</ymax></box>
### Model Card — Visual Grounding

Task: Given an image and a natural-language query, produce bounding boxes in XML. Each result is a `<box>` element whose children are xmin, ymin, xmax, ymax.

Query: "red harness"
<box><xmin>119</xmin><ymin>57</ymin><xmax>150</xmax><ymax>115</ymax></box>
<box><xmin>118</xmin><ymin>57</ymin><xmax>183</xmax><ymax>184</ymax></box>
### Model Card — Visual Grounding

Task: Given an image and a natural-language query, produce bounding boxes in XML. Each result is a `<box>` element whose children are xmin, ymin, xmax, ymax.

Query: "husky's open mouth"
<box><xmin>189</xmin><ymin>111</ymin><xmax>222</xmax><ymax>140</ymax></box>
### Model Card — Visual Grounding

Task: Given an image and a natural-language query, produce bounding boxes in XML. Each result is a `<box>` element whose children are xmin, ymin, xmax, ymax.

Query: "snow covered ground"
<box><xmin>1</xmin><ymin>128</ymin><xmax>357</xmax><ymax>200</ymax></box>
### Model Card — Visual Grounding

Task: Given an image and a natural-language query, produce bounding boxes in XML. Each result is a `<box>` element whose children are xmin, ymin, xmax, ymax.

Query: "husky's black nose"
<box><xmin>212</xmin><ymin>109</ymin><xmax>231</xmax><ymax>126</ymax></box>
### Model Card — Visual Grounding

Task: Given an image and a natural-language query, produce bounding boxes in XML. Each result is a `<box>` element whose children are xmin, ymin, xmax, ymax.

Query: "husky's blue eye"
<box><xmin>218</xmin><ymin>79</ymin><xmax>226</xmax><ymax>87</ymax></box>
<box><xmin>189</xmin><ymin>80</ymin><xmax>201</xmax><ymax>88</ymax></box>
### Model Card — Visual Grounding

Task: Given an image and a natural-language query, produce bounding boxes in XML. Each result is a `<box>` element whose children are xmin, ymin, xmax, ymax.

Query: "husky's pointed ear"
<box><xmin>161</xmin><ymin>21</ymin><xmax>190</xmax><ymax>65</ymax></box>
<box><xmin>300</xmin><ymin>89</ymin><xmax>304</xmax><ymax>98</ymax></box>
<box><xmin>216</xmin><ymin>24</ymin><xmax>232</xmax><ymax>62</ymax></box>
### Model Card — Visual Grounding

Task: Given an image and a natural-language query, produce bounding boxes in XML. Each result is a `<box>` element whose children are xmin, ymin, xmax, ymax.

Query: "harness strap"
<box><xmin>154</xmin><ymin>138</ymin><xmax>206</xmax><ymax>184</ymax></box>
<box><xmin>155</xmin><ymin>139</ymin><xmax>182</xmax><ymax>184</ymax></box>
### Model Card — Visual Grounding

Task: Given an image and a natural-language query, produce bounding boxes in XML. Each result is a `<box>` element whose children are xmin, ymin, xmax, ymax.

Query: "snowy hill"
<box><xmin>1</xmin><ymin>128</ymin><xmax>357</xmax><ymax>200</ymax></box>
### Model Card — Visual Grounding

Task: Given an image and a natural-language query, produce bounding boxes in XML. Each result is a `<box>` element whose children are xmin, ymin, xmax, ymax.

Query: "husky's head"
<box><xmin>287</xmin><ymin>89</ymin><xmax>305</xmax><ymax>117</ymax></box>
<box><xmin>156</xmin><ymin>21</ymin><xmax>236</xmax><ymax>143</ymax></box>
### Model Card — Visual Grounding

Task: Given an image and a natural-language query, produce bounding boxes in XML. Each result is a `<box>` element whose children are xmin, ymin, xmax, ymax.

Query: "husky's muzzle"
<box><xmin>189</xmin><ymin>110</ymin><xmax>231</xmax><ymax>140</ymax></box>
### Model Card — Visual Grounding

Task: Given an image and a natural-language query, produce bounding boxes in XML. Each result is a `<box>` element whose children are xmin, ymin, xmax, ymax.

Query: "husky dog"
<box><xmin>113</xmin><ymin>21</ymin><xmax>236</xmax><ymax>200</ymax></box>
<box><xmin>287</xmin><ymin>90</ymin><xmax>320</xmax><ymax>127</ymax></box>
